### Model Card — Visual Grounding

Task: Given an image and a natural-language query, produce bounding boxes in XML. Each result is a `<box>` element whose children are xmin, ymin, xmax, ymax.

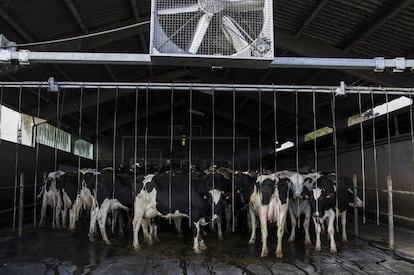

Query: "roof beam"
<box><xmin>343</xmin><ymin>0</ymin><xmax>413</xmax><ymax>52</ymax></box>
<box><xmin>295</xmin><ymin>0</ymin><xmax>329</xmax><ymax>39</ymax></box>
<box><xmin>63</xmin><ymin>0</ymin><xmax>88</xmax><ymax>33</ymax></box>
<box><xmin>0</xmin><ymin>7</ymin><xmax>34</xmax><ymax>42</ymax></box>
<box><xmin>277</xmin><ymin>30</ymin><xmax>414</xmax><ymax>87</ymax></box>
<box><xmin>104</xmin><ymin>65</ymin><xmax>117</xmax><ymax>81</ymax></box>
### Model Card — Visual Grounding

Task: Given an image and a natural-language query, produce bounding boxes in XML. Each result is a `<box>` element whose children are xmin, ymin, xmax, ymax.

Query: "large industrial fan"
<box><xmin>150</xmin><ymin>0</ymin><xmax>274</xmax><ymax>62</ymax></box>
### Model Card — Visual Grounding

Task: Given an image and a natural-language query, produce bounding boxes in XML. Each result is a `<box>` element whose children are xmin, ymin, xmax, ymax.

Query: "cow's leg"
<box><xmin>142</xmin><ymin>219</ymin><xmax>153</xmax><ymax>245</ymax></box>
<box><xmin>341</xmin><ymin>210</ymin><xmax>348</xmax><ymax>242</ymax></box>
<box><xmin>303</xmin><ymin>205</ymin><xmax>312</xmax><ymax>245</ymax></box>
<box><xmin>118</xmin><ymin>211</ymin><xmax>125</xmax><ymax>238</ymax></box>
<box><xmin>55</xmin><ymin>193</ymin><xmax>62</xmax><ymax>229</ymax></box>
<box><xmin>111</xmin><ymin>209</ymin><xmax>117</xmax><ymax>234</ymax></box>
<box><xmin>192</xmin><ymin>221</ymin><xmax>201</xmax><ymax>254</ymax></box>
<box><xmin>288</xmin><ymin>204</ymin><xmax>296</xmax><ymax>243</ymax></box>
<box><xmin>248</xmin><ymin>207</ymin><xmax>257</xmax><ymax>244</ymax></box>
<box><xmin>327</xmin><ymin>210</ymin><xmax>337</xmax><ymax>253</ymax></box>
<box><xmin>62</xmin><ymin>207</ymin><xmax>68</xmax><ymax>229</ymax></box>
<box><xmin>152</xmin><ymin>220</ymin><xmax>159</xmax><ymax>242</ymax></box>
<box><xmin>276</xmin><ymin>203</ymin><xmax>288</xmax><ymax>258</ymax></box>
<box><xmin>39</xmin><ymin>193</ymin><xmax>48</xmax><ymax>228</ymax></box>
<box><xmin>225</xmin><ymin>204</ymin><xmax>232</xmax><ymax>233</ymax></box>
<box><xmin>173</xmin><ymin>217</ymin><xmax>183</xmax><ymax>237</ymax></box>
<box><xmin>259</xmin><ymin>205</ymin><xmax>269</xmax><ymax>257</ymax></box>
<box><xmin>217</xmin><ymin>217</ymin><xmax>223</xmax><ymax>240</ymax></box>
<box><xmin>97</xmin><ymin>199</ymin><xmax>112</xmax><ymax>245</ymax></box>
<box><xmin>314</xmin><ymin>217</ymin><xmax>322</xmax><ymax>252</ymax></box>
<box><xmin>89</xmin><ymin>206</ymin><xmax>99</xmax><ymax>242</ymax></box>
<box><xmin>132</xmin><ymin>213</ymin><xmax>143</xmax><ymax>250</ymax></box>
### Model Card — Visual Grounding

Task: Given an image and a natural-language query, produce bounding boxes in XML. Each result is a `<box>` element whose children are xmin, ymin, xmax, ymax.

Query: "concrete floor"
<box><xmin>1</xmin><ymin>222</ymin><xmax>414</xmax><ymax>275</ymax></box>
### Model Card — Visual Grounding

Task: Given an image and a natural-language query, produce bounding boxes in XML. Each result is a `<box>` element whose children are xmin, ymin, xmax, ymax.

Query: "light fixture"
<box><xmin>181</xmin><ymin>135</ymin><xmax>186</xmax><ymax>147</ymax></box>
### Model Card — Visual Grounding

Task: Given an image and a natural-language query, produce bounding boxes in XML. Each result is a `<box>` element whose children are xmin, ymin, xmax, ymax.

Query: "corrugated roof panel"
<box><xmin>1</xmin><ymin>0</ymin><xmax>79</xmax><ymax>41</ymax></box>
<box><xmin>275</xmin><ymin>0</ymin><xmax>318</xmax><ymax>32</ymax></box>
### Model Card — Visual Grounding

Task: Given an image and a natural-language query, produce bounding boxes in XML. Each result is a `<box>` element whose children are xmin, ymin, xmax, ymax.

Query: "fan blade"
<box><xmin>222</xmin><ymin>15</ymin><xmax>249</xmax><ymax>52</ymax></box>
<box><xmin>158</xmin><ymin>4</ymin><xmax>199</xmax><ymax>15</ymax></box>
<box><xmin>225</xmin><ymin>0</ymin><xmax>264</xmax><ymax>12</ymax></box>
<box><xmin>188</xmin><ymin>13</ymin><xmax>213</xmax><ymax>54</ymax></box>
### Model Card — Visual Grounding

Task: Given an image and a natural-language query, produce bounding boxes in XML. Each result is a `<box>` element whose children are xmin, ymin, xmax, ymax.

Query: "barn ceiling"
<box><xmin>0</xmin><ymin>0</ymin><xmax>414</xmax><ymax>145</ymax></box>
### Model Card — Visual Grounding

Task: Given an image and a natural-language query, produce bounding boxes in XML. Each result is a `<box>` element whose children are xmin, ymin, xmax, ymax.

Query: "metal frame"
<box><xmin>1</xmin><ymin>49</ymin><xmax>414</xmax><ymax>71</ymax></box>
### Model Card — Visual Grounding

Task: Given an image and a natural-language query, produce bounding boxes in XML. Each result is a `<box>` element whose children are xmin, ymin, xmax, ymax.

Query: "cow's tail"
<box><xmin>37</xmin><ymin>185</ymin><xmax>45</xmax><ymax>199</ymax></box>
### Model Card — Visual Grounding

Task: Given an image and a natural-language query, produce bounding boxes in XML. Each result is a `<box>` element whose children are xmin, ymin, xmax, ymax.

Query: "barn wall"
<box><xmin>284</xmin><ymin>134</ymin><xmax>414</xmax><ymax>228</ymax></box>
<box><xmin>0</xmin><ymin>140</ymin><xmax>93</xmax><ymax>226</ymax></box>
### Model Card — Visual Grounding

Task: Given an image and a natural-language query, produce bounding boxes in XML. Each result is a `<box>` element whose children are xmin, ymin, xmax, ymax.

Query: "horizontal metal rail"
<box><xmin>0</xmin><ymin>202</ymin><xmax>41</xmax><ymax>215</ymax></box>
<box><xmin>1</xmin><ymin>81</ymin><xmax>414</xmax><ymax>95</ymax></box>
<box><xmin>1</xmin><ymin>50</ymin><xmax>414</xmax><ymax>71</ymax></box>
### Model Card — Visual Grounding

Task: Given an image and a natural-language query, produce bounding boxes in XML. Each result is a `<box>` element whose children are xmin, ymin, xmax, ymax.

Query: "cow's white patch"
<box><xmin>79</xmin><ymin>168</ymin><xmax>100</xmax><ymax>175</ymax></box>
<box><xmin>48</xmin><ymin>170</ymin><xmax>66</xmax><ymax>180</ymax></box>
<box><xmin>161</xmin><ymin>210</ymin><xmax>189</xmax><ymax>219</ymax></box>
<box><xmin>209</xmin><ymin>189</ymin><xmax>223</xmax><ymax>205</ymax></box>
<box><xmin>256</xmin><ymin>174</ymin><xmax>276</xmax><ymax>184</ymax></box>
<box><xmin>313</xmin><ymin>187</ymin><xmax>322</xmax><ymax>201</ymax></box>
<box><xmin>143</xmin><ymin>174</ymin><xmax>155</xmax><ymax>186</ymax></box>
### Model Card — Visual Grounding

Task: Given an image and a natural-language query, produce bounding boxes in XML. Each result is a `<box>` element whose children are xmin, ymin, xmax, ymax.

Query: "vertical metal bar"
<box><xmin>387</xmin><ymin>175</ymin><xmax>394</xmax><ymax>250</ymax></box>
<box><xmin>410</xmin><ymin>94</ymin><xmax>414</xmax><ymax>165</ymax></box>
<box><xmin>54</xmin><ymin>90</ymin><xmax>60</xmax><ymax>171</ymax></box>
<box><xmin>358</xmin><ymin>93</ymin><xmax>366</xmax><ymax>224</ymax></box>
<box><xmin>78</xmin><ymin>88</ymin><xmax>83</xmax><ymax>193</ymax></box>
<box><xmin>95</xmin><ymin>88</ymin><xmax>100</xmax><ymax>200</ymax></box>
<box><xmin>13</xmin><ymin>86</ymin><xmax>22</xmax><ymax>231</ymax></box>
<box><xmin>331</xmin><ymin>92</ymin><xmax>339</xmax><ymax>231</ymax></box>
<box><xmin>247</xmin><ymin>138</ymin><xmax>250</xmax><ymax>171</ymax></box>
<box><xmin>0</xmin><ymin>86</ymin><xmax>3</xmax><ymax>144</ymax></box>
<box><xmin>188</xmin><ymin>87</ymin><xmax>193</xmax><ymax>227</ymax></box>
<box><xmin>169</xmin><ymin>87</ymin><xmax>174</xmax><ymax>222</ymax></box>
<box><xmin>134</xmin><ymin>88</ymin><xmax>138</xmax><ymax>195</ymax></box>
<box><xmin>212</xmin><ymin>87</ymin><xmax>215</xmax><ymax>224</ymax></box>
<box><xmin>33</xmin><ymin>87</ymin><xmax>41</xmax><ymax>227</ymax></box>
<box><xmin>232</xmin><ymin>88</ymin><xmax>235</xmax><ymax>232</ymax></box>
<box><xmin>259</xmin><ymin>90</ymin><xmax>262</xmax><ymax>174</ymax></box>
<box><xmin>313</xmin><ymin>92</ymin><xmax>317</xmax><ymax>172</ymax></box>
<box><xmin>112</xmin><ymin>88</ymin><xmax>118</xmax><ymax>199</ymax></box>
<box><xmin>353</xmin><ymin>174</ymin><xmax>358</xmax><ymax>237</ymax></box>
<box><xmin>144</xmin><ymin>87</ymin><xmax>148</xmax><ymax>175</ymax></box>
<box><xmin>295</xmin><ymin>91</ymin><xmax>300</xmax><ymax>228</ymax></box>
<box><xmin>18</xmin><ymin>173</ymin><xmax>24</xmax><ymax>237</ymax></box>
<box><xmin>371</xmin><ymin>93</ymin><xmax>380</xmax><ymax>226</ymax></box>
<box><xmin>273</xmin><ymin>90</ymin><xmax>277</xmax><ymax>173</ymax></box>
<box><xmin>385</xmin><ymin>93</ymin><xmax>392</xmax><ymax>176</ymax></box>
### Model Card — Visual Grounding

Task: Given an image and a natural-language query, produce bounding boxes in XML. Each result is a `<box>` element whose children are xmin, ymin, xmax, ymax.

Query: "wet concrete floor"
<box><xmin>1</xmin><ymin>223</ymin><xmax>414</xmax><ymax>274</ymax></box>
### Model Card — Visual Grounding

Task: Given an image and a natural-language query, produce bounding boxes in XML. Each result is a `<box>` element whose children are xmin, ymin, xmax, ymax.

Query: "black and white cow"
<box><xmin>83</xmin><ymin>170</ymin><xmax>141</xmax><ymax>244</ymax></box>
<box><xmin>248</xmin><ymin>174</ymin><xmax>290</xmax><ymax>258</ymax></box>
<box><xmin>276</xmin><ymin>171</ymin><xmax>312</xmax><ymax>245</ymax></box>
<box><xmin>132</xmin><ymin>173</ymin><xmax>222</xmax><ymax>254</ymax></box>
<box><xmin>38</xmin><ymin>170</ymin><xmax>66</xmax><ymax>229</ymax></box>
<box><xmin>307</xmin><ymin>174</ymin><xmax>350</xmax><ymax>253</ymax></box>
<box><xmin>233</xmin><ymin>171</ymin><xmax>256</xmax><ymax>231</ymax></box>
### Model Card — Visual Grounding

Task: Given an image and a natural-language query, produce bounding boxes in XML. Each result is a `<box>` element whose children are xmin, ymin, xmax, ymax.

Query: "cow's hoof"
<box><xmin>304</xmin><ymin>239</ymin><xmax>312</xmax><ymax>246</ymax></box>
<box><xmin>315</xmin><ymin>246</ymin><xmax>321</xmax><ymax>252</ymax></box>
<box><xmin>260</xmin><ymin>251</ymin><xmax>268</xmax><ymax>258</ymax></box>
<box><xmin>200</xmin><ymin>243</ymin><xmax>207</xmax><ymax>250</ymax></box>
<box><xmin>177</xmin><ymin>232</ymin><xmax>183</xmax><ymax>238</ymax></box>
<box><xmin>104</xmin><ymin>240</ymin><xmax>112</xmax><ymax>245</ymax></box>
<box><xmin>218</xmin><ymin>236</ymin><xmax>224</xmax><ymax>241</ymax></box>
<box><xmin>133</xmin><ymin>244</ymin><xmax>141</xmax><ymax>251</ymax></box>
<box><xmin>276</xmin><ymin>251</ymin><xmax>283</xmax><ymax>259</ymax></box>
<box><xmin>342</xmin><ymin>237</ymin><xmax>348</xmax><ymax>243</ymax></box>
<box><xmin>330</xmin><ymin>247</ymin><xmax>337</xmax><ymax>254</ymax></box>
<box><xmin>89</xmin><ymin>236</ymin><xmax>95</xmax><ymax>242</ymax></box>
<box><xmin>194</xmin><ymin>248</ymin><xmax>201</xmax><ymax>254</ymax></box>
<box><xmin>288</xmin><ymin>237</ymin><xmax>295</xmax><ymax>243</ymax></box>
<box><xmin>248</xmin><ymin>239</ymin><xmax>255</xmax><ymax>245</ymax></box>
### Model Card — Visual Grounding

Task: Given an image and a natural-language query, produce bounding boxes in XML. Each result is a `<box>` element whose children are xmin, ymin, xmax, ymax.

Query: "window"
<box><xmin>304</xmin><ymin>127</ymin><xmax>333</xmax><ymax>142</ymax></box>
<box><xmin>36</xmin><ymin>123</ymin><xmax>71</xmax><ymax>152</ymax></box>
<box><xmin>74</xmin><ymin>139</ymin><xmax>93</xmax><ymax>160</ymax></box>
<box><xmin>0</xmin><ymin>105</ymin><xmax>35</xmax><ymax>147</ymax></box>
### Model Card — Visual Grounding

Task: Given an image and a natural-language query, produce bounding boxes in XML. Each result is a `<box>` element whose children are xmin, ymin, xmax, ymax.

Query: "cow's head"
<box><xmin>257</xmin><ymin>175</ymin><xmax>276</xmax><ymax>205</ymax></box>
<box><xmin>276</xmin><ymin>177</ymin><xmax>291</xmax><ymax>205</ymax></box>
<box><xmin>208</xmin><ymin>189</ymin><xmax>226</xmax><ymax>218</ymax></box>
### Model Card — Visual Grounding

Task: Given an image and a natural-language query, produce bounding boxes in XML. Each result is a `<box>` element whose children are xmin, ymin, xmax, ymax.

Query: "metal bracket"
<box><xmin>0</xmin><ymin>49</ymin><xmax>11</xmax><ymax>63</ymax></box>
<box><xmin>47</xmin><ymin>77</ymin><xmax>59</xmax><ymax>92</ymax></box>
<box><xmin>0</xmin><ymin>34</ymin><xmax>16</xmax><ymax>51</ymax></box>
<box><xmin>335</xmin><ymin>81</ymin><xmax>346</xmax><ymax>96</ymax></box>
<box><xmin>374</xmin><ymin>57</ymin><xmax>385</xmax><ymax>72</ymax></box>
<box><xmin>18</xmin><ymin>50</ymin><xmax>30</xmax><ymax>65</ymax></box>
<box><xmin>393</xmin><ymin>57</ymin><xmax>406</xmax><ymax>73</ymax></box>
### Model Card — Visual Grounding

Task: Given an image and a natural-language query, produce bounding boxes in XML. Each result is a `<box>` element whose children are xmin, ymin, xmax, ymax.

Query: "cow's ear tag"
<box><xmin>203</xmin><ymin>195</ymin><xmax>208</xmax><ymax>200</ymax></box>
<box><xmin>305</xmin><ymin>195</ymin><xmax>309</xmax><ymax>199</ymax></box>
<box><xmin>225</xmin><ymin>195</ymin><xmax>230</xmax><ymax>200</ymax></box>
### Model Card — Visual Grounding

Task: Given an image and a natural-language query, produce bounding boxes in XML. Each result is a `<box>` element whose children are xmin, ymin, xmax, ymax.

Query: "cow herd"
<box><xmin>38</xmin><ymin>165</ymin><xmax>362</xmax><ymax>259</ymax></box>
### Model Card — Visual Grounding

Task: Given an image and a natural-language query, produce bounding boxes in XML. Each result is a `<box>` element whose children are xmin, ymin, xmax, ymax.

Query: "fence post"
<box><xmin>353</xmin><ymin>174</ymin><xmax>358</xmax><ymax>237</ymax></box>
<box><xmin>387</xmin><ymin>175</ymin><xmax>394</xmax><ymax>250</ymax></box>
<box><xmin>18</xmin><ymin>173</ymin><xmax>24</xmax><ymax>237</ymax></box>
